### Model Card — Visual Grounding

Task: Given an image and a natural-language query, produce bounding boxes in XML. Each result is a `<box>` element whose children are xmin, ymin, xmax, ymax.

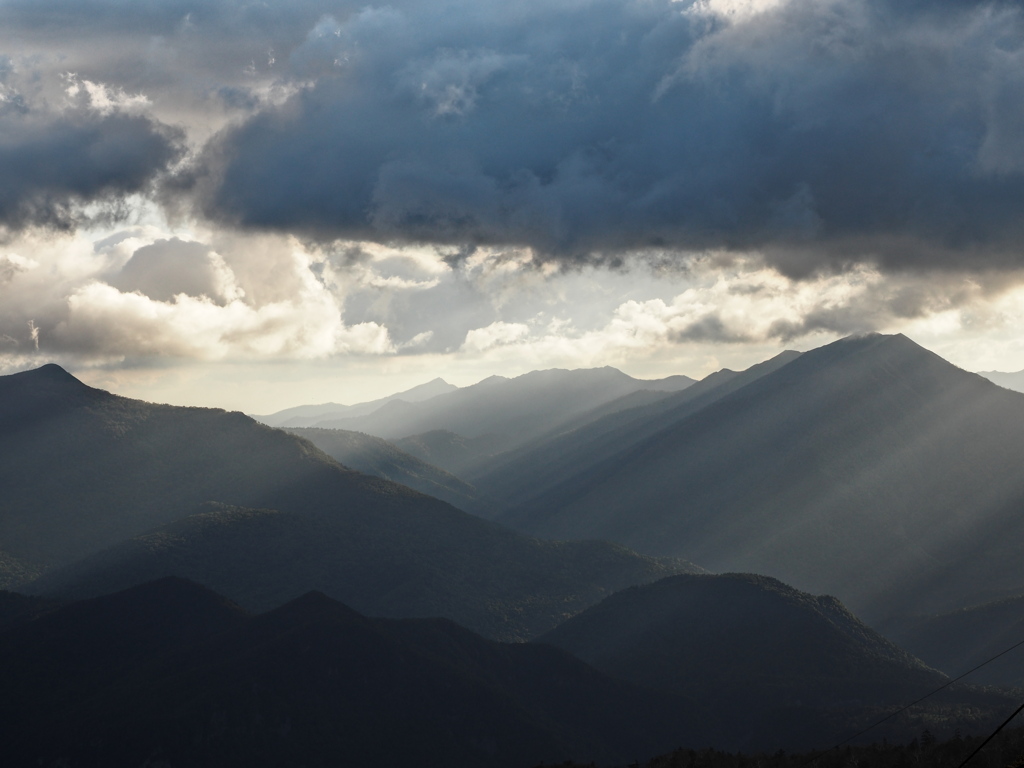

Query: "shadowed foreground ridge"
<box><xmin>538</xmin><ymin>572</ymin><xmax>1014</xmax><ymax>750</ymax></box>
<box><xmin>29</xmin><ymin>501</ymin><xmax>695</xmax><ymax>640</ymax></box>
<box><xmin>542</xmin><ymin>725</ymin><xmax>1024</xmax><ymax>768</ymax></box>
<box><xmin>0</xmin><ymin>578</ymin><xmax>710</xmax><ymax>768</ymax></box>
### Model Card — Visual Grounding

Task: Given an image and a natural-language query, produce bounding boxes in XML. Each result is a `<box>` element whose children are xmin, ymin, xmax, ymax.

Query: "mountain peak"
<box><xmin>780</xmin><ymin>332</ymin><xmax>945</xmax><ymax>379</ymax></box>
<box><xmin>395</xmin><ymin>376</ymin><xmax>459</xmax><ymax>401</ymax></box>
<box><xmin>35</xmin><ymin>362</ymin><xmax>72</xmax><ymax>375</ymax></box>
<box><xmin>15</xmin><ymin>363</ymin><xmax>86</xmax><ymax>386</ymax></box>
<box><xmin>259</xmin><ymin>590</ymin><xmax>365</xmax><ymax>627</ymax></box>
<box><xmin>0</xmin><ymin>364</ymin><xmax>108</xmax><ymax>421</ymax></box>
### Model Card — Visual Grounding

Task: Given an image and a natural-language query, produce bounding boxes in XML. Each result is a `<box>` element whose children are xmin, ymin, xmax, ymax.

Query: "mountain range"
<box><xmin>536</xmin><ymin>572</ymin><xmax>1006</xmax><ymax>750</ymax></box>
<box><xmin>8</xmin><ymin>332</ymin><xmax>1024</xmax><ymax>759</ymax></box>
<box><xmin>283</xmin><ymin>367</ymin><xmax>696</xmax><ymax>472</ymax></box>
<box><xmin>3</xmin><ymin>575</ymin><xmax>1013</xmax><ymax>763</ymax></box>
<box><xmin>497</xmin><ymin>334</ymin><xmax>1024</xmax><ymax>622</ymax></box>
<box><xmin>0</xmin><ymin>577</ymin><xmax>709</xmax><ymax>767</ymax></box>
<box><xmin>978</xmin><ymin>369</ymin><xmax>1024</xmax><ymax>393</ymax></box>
<box><xmin>29</xmin><ymin>501</ymin><xmax>696</xmax><ymax>641</ymax></box>
<box><xmin>255</xmin><ymin>376</ymin><xmax>459</xmax><ymax>427</ymax></box>
<box><xmin>467</xmin><ymin>350</ymin><xmax>802</xmax><ymax>511</ymax></box>
<box><xmin>0</xmin><ymin>364</ymin><xmax>694</xmax><ymax>640</ymax></box>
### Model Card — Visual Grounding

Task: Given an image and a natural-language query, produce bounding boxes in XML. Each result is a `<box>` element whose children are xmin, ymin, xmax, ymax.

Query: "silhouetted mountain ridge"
<box><xmin>0</xmin><ymin>578</ymin><xmax>710</xmax><ymax>767</ymax></box>
<box><xmin>29</xmin><ymin>502</ymin><xmax>697</xmax><ymax>641</ymax></box>
<box><xmin>537</xmin><ymin>572</ymin><xmax>1004</xmax><ymax>750</ymax></box>
<box><xmin>0</xmin><ymin>364</ymin><xmax>111</xmax><ymax>429</ymax></box>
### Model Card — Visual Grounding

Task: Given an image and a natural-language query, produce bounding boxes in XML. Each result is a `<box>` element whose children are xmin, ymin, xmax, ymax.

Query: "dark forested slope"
<box><xmin>0</xmin><ymin>578</ymin><xmax>710</xmax><ymax>768</ymax></box>
<box><xmin>539</xmin><ymin>573</ymin><xmax>943</xmax><ymax>704</ymax></box>
<box><xmin>883</xmin><ymin>594</ymin><xmax>1024</xmax><ymax>688</ymax></box>
<box><xmin>30</xmin><ymin>502</ymin><xmax>696</xmax><ymax>641</ymax></box>
<box><xmin>0</xmin><ymin>363</ymin><xmax>365</xmax><ymax>577</ymax></box>
<box><xmin>538</xmin><ymin>573</ymin><xmax>1007</xmax><ymax>751</ymax></box>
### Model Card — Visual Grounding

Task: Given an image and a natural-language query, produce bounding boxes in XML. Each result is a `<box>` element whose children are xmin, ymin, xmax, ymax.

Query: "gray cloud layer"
<box><xmin>0</xmin><ymin>111</ymin><xmax>181</xmax><ymax>230</ymax></box>
<box><xmin>2</xmin><ymin>0</ymin><xmax>1024</xmax><ymax>276</ymax></box>
<box><xmin>157</xmin><ymin>0</ymin><xmax>1024</xmax><ymax>275</ymax></box>
<box><xmin>0</xmin><ymin>53</ymin><xmax>183</xmax><ymax>230</ymax></box>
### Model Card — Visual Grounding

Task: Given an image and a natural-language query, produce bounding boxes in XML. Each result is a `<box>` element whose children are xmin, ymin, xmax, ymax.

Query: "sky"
<box><xmin>2</xmin><ymin>0</ymin><xmax>1024</xmax><ymax>412</ymax></box>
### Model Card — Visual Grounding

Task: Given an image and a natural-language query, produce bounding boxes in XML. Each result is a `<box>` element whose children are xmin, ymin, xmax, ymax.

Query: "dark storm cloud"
<box><xmin>0</xmin><ymin>1</ymin><xmax>360</xmax><ymax>112</ymax></box>
<box><xmin>669</xmin><ymin>315</ymin><xmax>755</xmax><ymax>344</ymax></box>
<box><xmin>0</xmin><ymin>107</ymin><xmax>183</xmax><ymax>230</ymax></box>
<box><xmin>0</xmin><ymin>0</ymin><xmax>347</xmax><ymax>42</ymax></box>
<box><xmin>172</xmin><ymin>0</ymin><xmax>1024</xmax><ymax>275</ymax></box>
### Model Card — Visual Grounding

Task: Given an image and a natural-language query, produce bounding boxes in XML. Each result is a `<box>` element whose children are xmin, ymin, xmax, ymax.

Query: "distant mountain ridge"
<box><xmin>283</xmin><ymin>427</ymin><xmax>494</xmax><ymax>515</ymax></box>
<box><xmin>500</xmin><ymin>334</ymin><xmax>1024</xmax><ymax>621</ymax></box>
<box><xmin>256</xmin><ymin>377</ymin><xmax>459</xmax><ymax>427</ymax></box>
<box><xmin>978</xmin><ymin>369</ymin><xmax>1024</xmax><ymax>393</ymax></box>
<box><xmin>471</xmin><ymin>350</ymin><xmax>801</xmax><ymax>508</ymax></box>
<box><xmin>310</xmin><ymin>366</ymin><xmax>696</xmax><ymax>471</ymax></box>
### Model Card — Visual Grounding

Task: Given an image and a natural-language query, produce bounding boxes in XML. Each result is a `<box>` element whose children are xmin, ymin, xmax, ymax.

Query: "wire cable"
<box><xmin>802</xmin><ymin>633</ymin><xmax>1024</xmax><ymax>765</ymax></box>
<box><xmin>954</xmin><ymin>700</ymin><xmax>1024</xmax><ymax>768</ymax></box>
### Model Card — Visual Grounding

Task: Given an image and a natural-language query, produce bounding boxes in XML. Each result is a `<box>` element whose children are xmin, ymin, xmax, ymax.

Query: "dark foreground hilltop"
<box><xmin>540</xmin><ymin>725</ymin><xmax>1024</xmax><ymax>768</ymax></box>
